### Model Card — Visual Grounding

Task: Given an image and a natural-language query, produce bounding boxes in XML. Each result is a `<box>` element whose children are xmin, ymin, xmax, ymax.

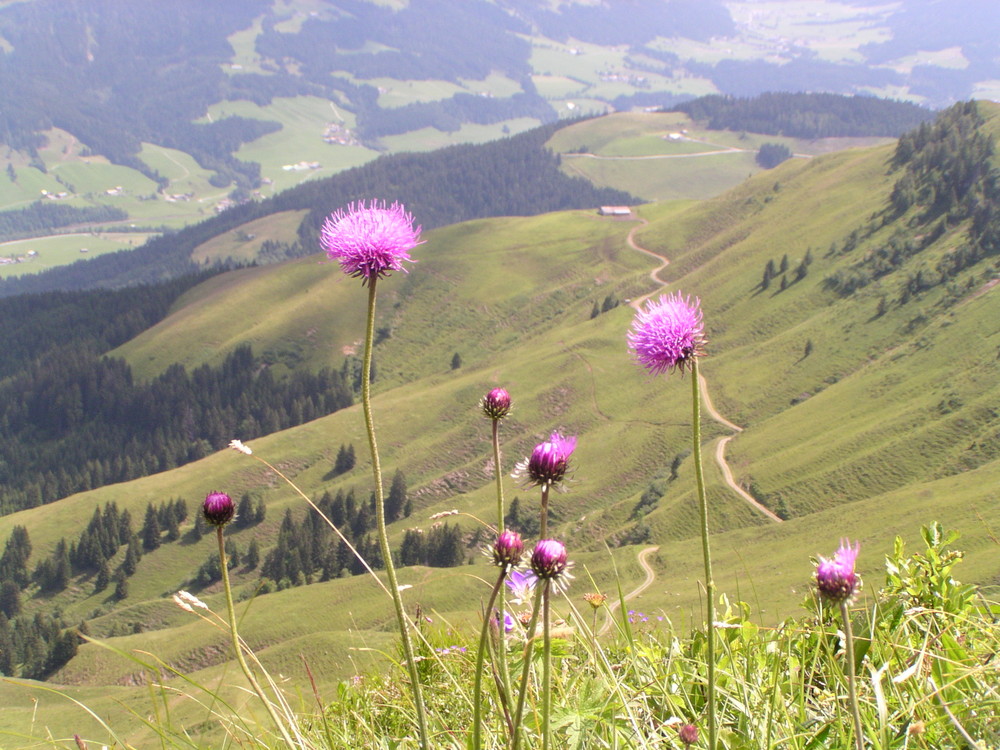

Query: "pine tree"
<box><xmin>113</xmin><ymin>572</ymin><xmax>129</xmax><ymax>600</ymax></box>
<box><xmin>246</xmin><ymin>538</ymin><xmax>260</xmax><ymax>570</ymax></box>
<box><xmin>122</xmin><ymin>540</ymin><xmax>140</xmax><ymax>577</ymax></box>
<box><xmin>94</xmin><ymin>560</ymin><xmax>110</xmax><ymax>591</ymax></box>
<box><xmin>141</xmin><ymin>504</ymin><xmax>161</xmax><ymax>551</ymax></box>
<box><xmin>386</xmin><ymin>470</ymin><xmax>407</xmax><ymax>523</ymax></box>
<box><xmin>334</xmin><ymin>444</ymin><xmax>356</xmax><ymax>476</ymax></box>
<box><xmin>236</xmin><ymin>494</ymin><xmax>254</xmax><ymax>528</ymax></box>
<box><xmin>450</xmin><ymin>352</ymin><xmax>462</xmax><ymax>370</ymax></box>
<box><xmin>0</xmin><ymin>581</ymin><xmax>21</xmax><ymax>618</ymax></box>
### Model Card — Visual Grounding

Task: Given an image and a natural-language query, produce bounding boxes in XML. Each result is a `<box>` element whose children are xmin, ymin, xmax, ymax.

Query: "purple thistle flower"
<box><xmin>530</xmin><ymin>539</ymin><xmax>573</xmax><ymax>592</ymax></box>
<box><xmin>203</xmin><ymin>491</ymin><xmax>235</xmax><ymax>527</ymax></box>
<box><xmin>320</xmin><ymin>200</ymin><xmax>422</xmax><ymax>285</ymax></box>
<box><xmin>514</xmin><ymin>431</ymin><xmax>577</xmax><ymax>489</ymax></box>
<box><xmin>628</xmin><ymin>292</ymin><xmax>705</xmax><ymax>376</ymax></box>
<box><xmin>481</xmin><ymin>387</ymin><xmax>512</xmax><ymax>420</ymax></box>
<box><xmin>815</xmin><ymin>539</ymin><xmax>861</xmax><ymax>602</ymax></box>
<box><xmin>492</xmin><ymin>529</ymin><xmax>524</xmax><ymax>567</ymax></box>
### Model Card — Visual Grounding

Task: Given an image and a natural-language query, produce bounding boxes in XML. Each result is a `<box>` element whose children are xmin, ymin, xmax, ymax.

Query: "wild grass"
<box><xmin>7</xmin><ymin>524</ymin><xmax>996</xmax><ymax>748</ymax></box>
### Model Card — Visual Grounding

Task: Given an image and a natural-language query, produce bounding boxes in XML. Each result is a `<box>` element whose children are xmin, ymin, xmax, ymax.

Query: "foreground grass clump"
<box><xmin>304</xmin><ymin>523</ymin><xmax>998</xmax><ymax>749</ymax></box>
<box><xmin>66</xmin><ymin>522</ymin><xmax>993</xmax><ymax>749</ymax></box>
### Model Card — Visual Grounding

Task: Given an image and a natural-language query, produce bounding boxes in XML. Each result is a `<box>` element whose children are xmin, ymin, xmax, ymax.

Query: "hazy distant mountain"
<box><xmin>0</xmin><ymin>0</ymin><xmax>995</xmax><ymax>251</ymax></box>
<box><xmin>1</xmin><ymin>0</ymin><xmax>994</xmax><ymax>179</ymax></box>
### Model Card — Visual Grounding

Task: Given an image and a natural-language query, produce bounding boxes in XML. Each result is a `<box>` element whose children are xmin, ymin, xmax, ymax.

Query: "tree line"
<box><xmin>0</xmin><ymin>344</ymin><xmax>352</xmax><ymax>513</ymax></box>
<box><xmin>675</xmin><ymin>92</ymin><xmax>934</xmax><ymax>139</ymax></box>
<box><xmin>0</xmin><ymin>202</ymin><xmax>128</xmax><ymax>241</ymax></box>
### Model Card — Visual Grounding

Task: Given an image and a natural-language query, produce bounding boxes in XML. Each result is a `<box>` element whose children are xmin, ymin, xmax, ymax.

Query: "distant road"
<box><xmin>620</xmin><ymin>216</ymin><xmax>782</xmax><ymax>524</ymax></box>
<box><xmin>599</xmin><ymin>545</ymin><xmax>660</xmax><ymax>636</ymax></box>
<box><xmin>564</xmin><ymin>134</ymin><xmax>813</xmax><ymax>164</ymax></box>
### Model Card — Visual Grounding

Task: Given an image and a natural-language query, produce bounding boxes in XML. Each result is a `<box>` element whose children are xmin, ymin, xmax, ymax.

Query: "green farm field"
<box><xmin>0</xmin><ymin>231</ymin><xmax>155</xmax><ymax>277</ymax></box>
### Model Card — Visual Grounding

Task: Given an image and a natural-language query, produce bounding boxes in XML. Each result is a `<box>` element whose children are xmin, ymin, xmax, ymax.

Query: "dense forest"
<box><xmin>0</xmin><ymin>526</ymin><xmax>80</xmax><ymax>679</ymax></box>
<box><xmin>0</xmin><ymin>202</ymin><xmax>128</xmax><ymax>241</ymax></box>
<box><xmin>0</xmin><ymin>122</ymin><xmax>635</xmax><ymax>296</ymax></box>
<box><xmin>675</xmin><ymin>93</ymin><xmax>935</xmax><ymax>138</ymax></box>
<box><xmin>0</xmin><ymin>272</ymin><xmax>217</xmax><ymax>378</ymax></box>
<box><xmin>824</xmin><ymin>102</ymin><xmax>1000</xmax><ymax>302</ymax></box>
<box><xmin>0</xmin><ymin>344</ymin><xmax>353</xmax><ymax>514</ymax></box>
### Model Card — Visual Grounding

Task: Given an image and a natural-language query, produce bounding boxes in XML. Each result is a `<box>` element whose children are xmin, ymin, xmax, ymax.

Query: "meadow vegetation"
<box><xmin>1</xmin><ymin>103</ymin><xmax>999</xmax><ymax>746</ymax></box>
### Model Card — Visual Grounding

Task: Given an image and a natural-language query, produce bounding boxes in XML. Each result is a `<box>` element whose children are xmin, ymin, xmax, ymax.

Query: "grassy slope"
<box><xmin>3</xmin><ymin>108</ymin><xmax>1000</xmax><ymax>743</ymax></box>
<box><xmin>546</xmin><ymin>111</ymin><xmax>897</xmax><ymax>201</ymax></box>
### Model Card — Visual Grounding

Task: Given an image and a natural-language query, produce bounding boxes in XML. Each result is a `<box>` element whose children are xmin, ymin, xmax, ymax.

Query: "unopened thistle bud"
<box><xmin>482</xmin><ymin>387</ymin><xmax>512</xmax><ymax>420</ymax></box>
<box><xmin>514</xmin><ymin>431</ymin><xmax>576</xmax><ymax>489</ymax></box>
<box><xmin>530</xmin><ymin>539</ymin><xmax>573</xmax><ymax>593</ymax></box>
<box><xmin>203</xmin><ymin>491</ymin><xmax>235</xmax><ymax>527</ymax></box>
<box><xmin>678</xmin><ymin>723</ymin><xmax>699</xmax><ymax>746</ymax></box>
<box><xmin>492</xmin><ymin>529</ymin><xmax>524</xmax><ymax>567</ymax></box>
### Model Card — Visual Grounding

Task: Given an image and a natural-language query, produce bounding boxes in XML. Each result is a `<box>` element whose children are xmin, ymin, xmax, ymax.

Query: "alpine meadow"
<box><xmin>0</xmin><ymin>93</ymin><xmax>997</xmax><ymax>748</ymax></box>
<box><xmin>0</xmin><ymin>16</ymin><xmax>1000</xmax><ymax>750</ymax></box>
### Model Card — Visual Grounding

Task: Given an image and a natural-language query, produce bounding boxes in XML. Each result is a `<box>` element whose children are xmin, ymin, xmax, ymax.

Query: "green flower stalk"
<box><xmin>483</xmin><ymin>386</ymin><xmax>516</xmax><ymax>727</ymax></box>
<box><xmin>816</xmin><ymin>540</ymin><xmax>865</xmax><ymax>750</ymax></box>
<box><xmin>473</xmin><ymin>530</ymin><xmax>523</xmax><ymax>749</ymax></box>
<box><xmin>628</xmin><ymin>292</ymin><xmax>717</xmax><ymax>750</ymax></box>
<box><xmin>321</xmin><ymin>201</ymin><xmax>428</xmax><ymax>748</ymax></box>
<box><xmin>531</xmin><ymin>539</ymin><xmax>573</xmax><ymax>750</ymax></box>
<box><xmin>482</xmin><ymin>387</ymin><xmax>512</xmax><ymax>533</ymax></box>
<box><xmin>204</xmin><ymin>492</ymin><xmax>296</xmax><ymax>748</ymax></box>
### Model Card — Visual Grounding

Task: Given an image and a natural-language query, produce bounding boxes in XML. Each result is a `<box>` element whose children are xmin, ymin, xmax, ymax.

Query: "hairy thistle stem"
<box><xmin>840</xmin><ymin>599</ymin><xmax>865</xmax><ymax>750</ymax></box>
<box><xmin>473</xmin><ymin>566</ymin><xmax>509</xmax><ymax>749</ymax></box>
<box><xmin>511</xmin><ymin>583</ymin><xmax>545</xmax><ymax>750</ymax></box>
<box><xmin>216</xmin><ymin>527</ymin><xmax>296</xmax><ymax>748</ymax></box>
<box><xmin>362</xmin><ymin>280</ymin><xmax>429</xmax><ymax>749</ymax></box>
<box><xmin>691</xmin><ymin>358</ymin><xmax>717</xmax><ymax>750</ymax></box>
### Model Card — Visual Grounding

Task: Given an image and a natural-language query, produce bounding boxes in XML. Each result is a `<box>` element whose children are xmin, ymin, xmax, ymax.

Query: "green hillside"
<box><xmin>2</xmin><ymin>103</ymin><xmax>1000</xmax><ymax>744</ymax></box>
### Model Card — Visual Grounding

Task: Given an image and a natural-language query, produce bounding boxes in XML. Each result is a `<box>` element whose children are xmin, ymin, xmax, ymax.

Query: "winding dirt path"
<box><xmin>599</xmin><ymin>545</ymin><xmax>659</xmax><ymax>636</ymax></box>
<box><xmin>620</xmin><ymin>217</ymin><xmax>782</xmax><ymax>524</ymax></box>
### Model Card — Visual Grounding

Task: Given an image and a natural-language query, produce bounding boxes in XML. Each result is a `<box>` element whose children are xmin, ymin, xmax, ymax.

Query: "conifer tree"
<box><xmin>141</xmin><ymin>504</ymin><xmax>161</xmax><ymax>551</ymax></box>
<box><xmin>386</xmin><ymin>470</ymin><xmax>407</xmax><ymax>523</ymax></box>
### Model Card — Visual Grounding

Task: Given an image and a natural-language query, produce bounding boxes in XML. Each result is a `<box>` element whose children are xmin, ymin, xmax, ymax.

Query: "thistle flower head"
<box><xmin>481</xmin><ymin>387</ymin><xmax>512</xmax><ymax>420</ymax></box>
<box><xmin>530</xmin><ymin>539</ymin><xmax>573</xmax><ymax>592</ymax></box>
<box><xmin>203</xmin><ymin>491</ymin><xmax>235</xmax><ymax>527</ymax></box>
<box><xmin>514</xmin><ymin>431</ymin><xmax>577</xmax><ymax>489</ymax></box>
<box><xmin>678</xmin><ymin>723</ymin><xmax>699</xmax><ymax>746</ymax></box>
<box><xmin>628</xmin><ymin>292</ymin><xmax>705</xmax><ymax>376</ymax></box>
<box><xmin>815</xmin><ymin>539</ymin><xmax>861</xmax><ymax>602</ymax></box>
<box><xmin>492</xmin><ymin>529</ymin><xmax>524</xmax><ymax>567</ymax></box>
<box><xmin>320</xmin><ymin>200</ymin><xmax>422</xmax><ymax>285</ymax></box>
